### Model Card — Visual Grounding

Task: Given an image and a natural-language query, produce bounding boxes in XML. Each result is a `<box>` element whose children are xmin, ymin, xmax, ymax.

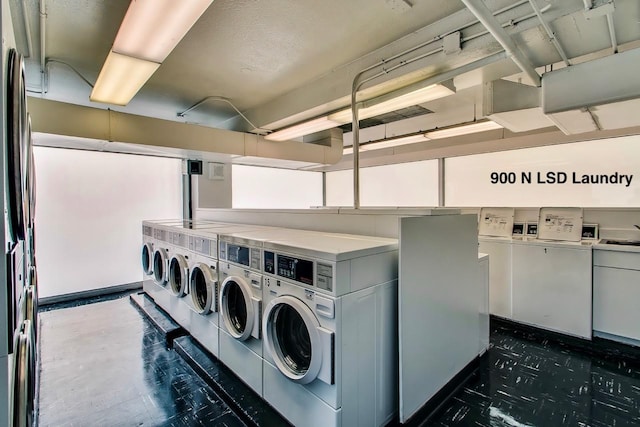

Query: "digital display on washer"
<box><xmin>264</xmin><ymin>251</ymin><xmax>275</xmax><ymax>274</ymax></box>
<box><xmin>277</xmin><ymin>254</ymin><xmax>313</xmax><ymax>286</ymax></box>
<box><xmin>228</xmin><ymin>244</ymin><xmax>250</xmax><ymax>266</ymax></box>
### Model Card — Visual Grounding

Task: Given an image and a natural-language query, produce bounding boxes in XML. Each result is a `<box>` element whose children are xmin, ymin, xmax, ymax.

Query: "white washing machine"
<box><xmin>142</xmin><ymin>220</ymin><xmax>223</xmax><ymax>319</ymax></box>
<box><xmin>182</xmin><ymin>224</ymin><xmax>269</xmax><ymax>357</ymax></box>
<box><xmin>261</xmin><ymin>232</ymin><xmax>399</xmax><ymax>427</ymax></box>
<box><xmin>217</xmin><ymin>227</ymin><xmax>303</xmax><ymax>395</ymax></box>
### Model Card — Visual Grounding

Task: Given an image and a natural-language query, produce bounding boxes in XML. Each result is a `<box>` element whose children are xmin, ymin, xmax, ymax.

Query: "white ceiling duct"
<box><xmin>542</xmin><ymin>48</ymin><xmax>640</xmax><ymax>134</ymax></box>
<box><xmin>27</xmin><ymin>97</ymin><xmax>343</xmax><ymax>166</ymax></box>
<box><xmin>483</xmin><ymin>79</ymin><xmax>554</xmax><ymax>132</ymax></box>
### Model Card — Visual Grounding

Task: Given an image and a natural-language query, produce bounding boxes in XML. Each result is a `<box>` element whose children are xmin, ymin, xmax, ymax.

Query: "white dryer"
<box><xmin>261</xmin><ymin>232</ymin><xmax>399</xmax><ymax>427</ymax></box>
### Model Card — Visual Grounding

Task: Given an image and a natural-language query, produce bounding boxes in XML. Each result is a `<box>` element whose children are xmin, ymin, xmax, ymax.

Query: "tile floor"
<box><xmin>37</xmin><ymin>293</ymin><xmax>640</xmax><ymax>426</ymax></box>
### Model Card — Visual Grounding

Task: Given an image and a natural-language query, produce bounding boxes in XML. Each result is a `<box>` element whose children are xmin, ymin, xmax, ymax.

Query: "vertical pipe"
<box><xmin>322</xmin><ymin>172</ymin><xmax>327</xmax><ymax>207</ymax></box>
<box><xmin>182</xmin><ymin>174</ymin><xmax>192</xmax><ymax>221</ymax></box>
<box><xmin>351</xmin><ymin>74</ymin><xmax>363</xmax><ymax>209</ymax></box>
<box><xmin>438</xmin><ymin>158</ymin><xmax>445</xmax><ymax>207</ymax></box>
<box><xmin>606</xmin><ymin>13</ymin><xmax>618</xmax><ymax>53</ymax></box>
<box><xmin>39</xmin><ymin>0</ymin><xmax>46</xmax><ymax>94</ymax></box>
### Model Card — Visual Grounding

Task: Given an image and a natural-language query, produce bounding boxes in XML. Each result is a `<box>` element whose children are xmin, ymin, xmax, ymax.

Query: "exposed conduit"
<box><xmin>460</xmin><ymin>0</ymin><xmax>541</xmax><ymax>87</ymax></box>
<box><xmin>528</xmin><ymin>0</ymin><xmax>570</xmax><ymax>66</ymax></box>
<box><xmin>349</xmin><ymin>0</ymin><xmax>541</xmax><ymax>207</ymax></box>
<box><xmin>39</xmin><ymin>0</ymin><xmax>46</xmax><ymax>95</ymax></box>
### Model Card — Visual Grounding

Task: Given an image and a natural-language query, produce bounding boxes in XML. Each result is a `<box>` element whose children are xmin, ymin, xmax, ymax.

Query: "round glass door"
<box><xmin>7</xmin><ymin>48</ymin><xmax>27</xmax><ymax>242</ymax></box>
<box><xmin>263</xmin><ymin>295</ymin><xmax>323</xmax><ymax>384</ymax></box>
<box><xmin>153</xmin><ymin>249</ymin><xmax>168</xmax><ymax>286</ymax></box>
<box><xmin>219</xmin><ymin>277</ymin><xmax>253</xmax><ymax>341</ymax></box>
<box><xmin>169</xmin><ymin>255</ymin><xmax>188</xmax><ymax>297</ymax></box>
<box><xmin>141</xmin><ymin>243</ymin><xmax>153</xmax><ymax>275</ymax></box>
<box><xmin>12</xmin><ymin>320</ymin><xmax>35</xmax><ymax>427</ymax></box>
<box><xmin>190</xmin><ymin>263</ymin><xmax>216</xmax><ymax>314</ymax></box>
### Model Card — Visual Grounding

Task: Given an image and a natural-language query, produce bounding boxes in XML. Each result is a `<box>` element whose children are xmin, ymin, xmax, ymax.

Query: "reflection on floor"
<box><xmin>37</xmin><ymin>295</ymin><xmax>246</xmax><ymax>427</ymax></box>
<box><xmin>37</xmin><ymin>293</ymin><xmax>640</xmax><ymax>427</ymax></box>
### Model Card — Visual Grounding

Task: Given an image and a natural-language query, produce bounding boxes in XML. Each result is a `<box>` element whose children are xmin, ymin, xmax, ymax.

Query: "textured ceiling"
<box><xmin>10</xmin><ymin>0</ymin><xmax>640</xmax><ymax>144</ymax></box>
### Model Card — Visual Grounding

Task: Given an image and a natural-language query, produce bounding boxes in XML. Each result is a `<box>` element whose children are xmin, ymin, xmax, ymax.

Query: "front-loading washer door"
<box><xmin>153</xmin><ymin>248</ymin><xmax>169</xmax><ymax>286</ymax></box>
<box><xmin>12</xmin><ymin>319</ymin><xmax>35</xmax><ymax>427</ymax></box>
<box><xmin>169</xmin><ymin>254</ymin><xmax>189</xmax><ymax>297</ymax></box>
<box><xmin>219</xmin><ymin>276</ymin><xmax>259</xmax><ymax>341</ymax></box>
<box><xmin>141</xmin><ymin>243</ymin><xmax>153</xmax><ymax>275</ymax></box>
<box><xmin>263</xmin><ymin>295</ymin><xmax>334</xmax><ymax>385</ymax></box>
<box><xmin>190</xmin><ymin>263</ymin><xmax>217</xmax><ymax>314</ymax></box>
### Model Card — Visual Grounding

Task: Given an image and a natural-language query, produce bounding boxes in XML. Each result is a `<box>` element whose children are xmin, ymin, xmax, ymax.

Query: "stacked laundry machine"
<box><xmin>3</xmin><ymin>49</ymin><xmax>39</xmax><ymax>427</ymax></box>
<box><xmin>141</xmin><ymin>221</ymin><xmax>400</xmax><ymax>427</ymax></box>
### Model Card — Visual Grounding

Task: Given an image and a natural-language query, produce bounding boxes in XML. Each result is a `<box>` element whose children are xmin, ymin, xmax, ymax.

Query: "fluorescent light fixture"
<box><xmin>329</xmin><ymin>83</ymin><xmax>455</xmax><ymax>123</ymax></box>
<box><xmin>265</xmin><ymin>116</ymin><xmax>343</xmax><ymax>141</ymax></box>
<box><xmin>268</xmin><ymin>83</ymin><xmax>455</xmax><ymax>142</ymax></box>
<box><xmin>114</xmin><ymin>0</ymin><xmax>213</xmax><ymax>62</ymax></box>
<box><xmin>89</xmin><ymin>51</ymin><xmax>160</xmax><ymax>105</ymax></box>
<box><xmin>90</xmin><ymin>0</ymin><xmax>212</xmax><ymax>106</ymax></box>
<box><xmin>425</xmin><ymin>120</ymin><xmax>503</xmax><ymax>139</ymax></box>
<box><xmin>343</xmin><ymin>133</ymin><xmax>430</xmax><ymax>154</ymax></box>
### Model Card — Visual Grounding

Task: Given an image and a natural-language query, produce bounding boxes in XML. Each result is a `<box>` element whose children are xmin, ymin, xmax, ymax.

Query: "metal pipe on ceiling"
<box><xmin>39</xmin><ymin>0</ymin><xmax>46</xmax><ymax>95</ymax></box>
<box><xmin>528</xmin><ymin>0</ymin><xmax>570</xmax><ymax>67</ymax></box>
<box><xmin>461</xmin><ymin>4</ymin><xmax>551</xmax><ymax>43</ymax></box>
<box><xmin>21</xmin><ymin>0</ymin><xmax>33</xmax><ymax>58</ymax></box>
<box><xmin>606</xmin><ymin>12</ymin><xmax>618</xmax><ymax>53</ymax></box>
<box><xmin>582</xmin><ymin>0</ymin><xmax>593</xmax><ymax>10</ymax></box>
<box><xmin>348</xmin><ymin>0</ymin><xmax>539</xmax><ymax>208</ymax></box>
<box><xmin>460</xmin><ymin>0</ymin><xmax>541</xmax><ymax>86</ymax></box>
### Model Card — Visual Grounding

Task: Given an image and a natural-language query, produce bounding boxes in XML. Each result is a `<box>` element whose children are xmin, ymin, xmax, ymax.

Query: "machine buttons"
<box><xmin>304</xmin><ymin>289</ymin><xmax>314</xmax><ymax>300</ymax></box>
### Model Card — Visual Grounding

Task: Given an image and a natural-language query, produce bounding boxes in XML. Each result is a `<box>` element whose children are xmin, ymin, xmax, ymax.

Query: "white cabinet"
<box><xmin>593</xmin><ymin>249</ymin><xmax>640</xmax><ymax>343</ymax></box>
<box><xmin>512</xmin><ymin>242</ymin><xmax>592</xmax><ymax>339</ymax></box>
<box><xmin>478</xmin><ymin>239</ymin><xmax>512</xmax><ymax>319</ymax></box>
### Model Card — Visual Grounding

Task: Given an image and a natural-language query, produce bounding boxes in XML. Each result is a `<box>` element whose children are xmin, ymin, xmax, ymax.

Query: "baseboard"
<box><xmin>491</xmin><ymin>315</ymin><xmax>640</xmax><ymax>366</ymax></box>
<box><xmin>39</xmin><ymin>282</ymin><xmax>143</xmax><ymax>306</ymax></box>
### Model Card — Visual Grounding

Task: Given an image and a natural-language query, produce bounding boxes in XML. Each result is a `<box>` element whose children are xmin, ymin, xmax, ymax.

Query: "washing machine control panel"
<box><xmin>220</xmin><ymin>241</ymin><xmax>261</xmax><ymax>270</ymax></box>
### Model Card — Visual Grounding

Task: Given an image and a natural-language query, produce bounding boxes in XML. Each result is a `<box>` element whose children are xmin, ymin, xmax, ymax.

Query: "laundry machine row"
<box><xmin>142</xmin><ymin>221</ymin><xmax>400</xmax><ymax>427</ymax></box>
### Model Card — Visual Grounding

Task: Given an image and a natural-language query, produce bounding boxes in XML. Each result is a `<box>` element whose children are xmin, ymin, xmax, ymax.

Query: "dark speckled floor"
<box><xmin>427</xmin><ymin>327</ymin><xmax>640</xmax><ymax>427</ymax></box>
<box><xmin>37</xmin><ymin>293</ymin><xmax>640</xmax><ymax>427</ymax></box>
<box><xmin>37</xmin><ymin>295</ymin><xmax>245</xmax><ymax>427</ymax></box>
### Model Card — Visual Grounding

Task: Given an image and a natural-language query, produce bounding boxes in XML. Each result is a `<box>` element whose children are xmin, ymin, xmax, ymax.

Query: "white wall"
<box><xmin>445</xmin><ymin>136</ymin><xmax>640</xmax><ymax>207</ymax></box>
<box><xmin>34</xmin><ymin>147</ymin><xmax>182</xmax><ymax>298</ymax></box>
<box><xmin>232</xmin><ymin>164</ymin><xmax>322</xmax><ymax>208</ymax></box>
<box><xmin>326</xmin><ymin>160</ymin><xmax>439</xmax><ymax>207</ymax></box>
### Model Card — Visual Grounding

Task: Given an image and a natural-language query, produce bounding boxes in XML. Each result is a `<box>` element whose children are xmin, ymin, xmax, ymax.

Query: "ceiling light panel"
<box><xmin>114</xmin><ymin>0</ymin><xmax>214</xmax><ymax>63</ymax></box>
<box><xmin>363</xmin><ymin>134</ymin><xmax>430</xmax><ymax>151</ymax></box>
<box><xmin>425</xmin><ymin>120</ymin><xmax>503</xmax><ymax>139</ymax></box>
<box><xmin>89</xmin><ymin>51</ymin><xmax>160</xmax><ymax>106</ymax></box>
<box><xmin>265</xmin><ymin>116</ymin><xmax>343</xmax><ymax>141</ymax></box>
<box><xmin>329</xmin><ymin>83</ymin><xmax>455</xmax><ymax>124</ymax></box>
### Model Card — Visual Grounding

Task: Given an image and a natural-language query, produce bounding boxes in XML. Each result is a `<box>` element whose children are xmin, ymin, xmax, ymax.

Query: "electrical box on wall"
<box><xmin>187</xmin><ymin>160</ymin><xmax>203</xmax><ymax>175</ymax></box>
<box><xmin>208</xmin><ymin>162</ymin><xmax>225</xmax><ymax>180</ymax></box>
